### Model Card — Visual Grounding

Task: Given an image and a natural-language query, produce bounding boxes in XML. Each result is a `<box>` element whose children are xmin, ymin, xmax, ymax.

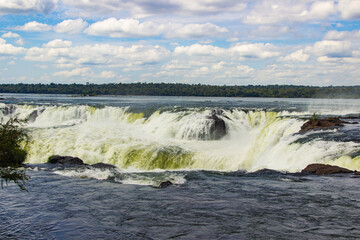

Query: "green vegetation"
<box><xmin>0</xmin><ymin>117</ymin><xmax>30</xmax><ymax>190</ymax></box>
<box><xmin>309</xmin><ymin>112</ymin><xmax>321</xmax><ymax>121</ymax></box>
<box><xmin>0</xmin><ymin>117</ymin><xmax>28</xmax><ymax>168</ymax></box>
<box><xmin>0</xmin><ymin>83</ymin><xmax>359</xmax><ymax>98</ymax></box>
<box><xmin>0</xmin><ymin>168</ymin><xmax>29</xmax><ymax>191</ymax></box>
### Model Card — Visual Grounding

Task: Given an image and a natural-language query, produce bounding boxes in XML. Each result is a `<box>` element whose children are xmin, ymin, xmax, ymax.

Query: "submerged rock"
<box><xmin>157</xmin><ymin>181</ymin><xmax>173</xmax><ymax>188</ymax></box>
<box><xmin>301</xmin><ymin>163</ymin><xmax>354</xmax><ymax>175</ymax></box>
<box><xmin>48</xmin><ymin>155</ymin><xmax>85</xmax><ymax>165</ymax></box>
<box><xmin>299</xmin><ymin>117</ymin><xmax>349</xmax><ymax>133</ymax></box>
<box><xmin>91</xmin><ymin>163</ymin><xmax>117</xmax><ymax>170</ymax></box>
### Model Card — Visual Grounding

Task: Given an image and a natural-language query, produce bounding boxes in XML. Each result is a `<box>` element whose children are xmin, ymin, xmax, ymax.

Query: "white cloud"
<box><xmin>85</xmin><ymin>18</ymin><xmax>228</xmax><ymax>39</ymax></box>
<box><xmin>157</xmin><ymin>58</ymin><xmax>256</xmax><ymax>84</ymax></box>
<box><xmin>1</xmin><ymin>32</ymin><xmax>20</xmax><ymax>38</ymax></box>
<box><xmin>174</xmin><ymin>44</ymin><xmax>225</xmax><ymax>56</ymax></box>
<box><xmin>247</xmin><ymin>25</ymin><xmax>291</xmax><ymax>39</ymax></box>
<box><xmin>243</xmin><ymin>0</ymin><xmax>336</xmax><ymax>24</ymax></box>
<box><xmin>236</xmin><ymin>65</ymin><xmax>254</xmax><ymax>74</ymax></box>
<box><xmin>338</xmin><ymin>0</ymin><xmax>360</xmax><ymax>19</ymax></box>
<box><xmin>167</xmin><ymin>0</ymin><xmax>246</xmax><ymax>14</ymax></box>
<box><xmin>227</xmin><ymin>37</ymin><xmax>239</xmax><ymax>42</ymax></box>
<box><xmin>15</xmin><ymin>19</ymin><xmax>87</xmax><ymax>34</ymax></box>
<box><xmin>54</xmin><ymin>19</ymin><xmax>88</xmax><ymax>34</ymax></box>
<box><xmin>307</xmin><ymin>1</ymin><xmax>336</xmax><ymax>19</ymax></box>
<box><xmin>0</xmin><ymin>38</ymin><xmax>24</xmax><ymax>55</ymax></box>
<box><xmin>165</xmin><ymin>23</ymin><xmax>228</xmax><ymax>38</ymax></box>
<box><xmin>162</xmin><ymin>59</ymin><xmax>195</xmax><ymax>70</ymax></box>
<box><xmin>61</xmin><ymin>0</ymin><xmax>246</xmax><ymax>17</ymax></box>
<box><xmin>53</xmin><ymin>67</ymin><xmax>93</xmax><ymax>78</ymax></box>
<box><xmin>2</xmin><ymin>31</ymin><xmax>24</xmax><ymax>46</ymax></box>
<box><xmin>324</xmin><ymin>30</ymin><xmax>360</xmax><ymax>40</ymax></box>
<box><xmin>279</xmin><ymin>49</ymin><xmax>310</xmax><ymax>62</ymax></box>
<box><xmin>85</xmin><ymin>18</ymin><xmax>163</xmax><ymax>38</ymax></box>
<box><xmin>155</xmin><ymin>42</ymin><xmax>281</xmax><ymax>84</ymax></box>
<box><xmin>174</xmin><ymin>42</ymin><xmax>280</xmax><ymax>60</ymax></box>
<box><xmin>230</xmin><ymin>42</ymin><xmax>280</xmax><ymax>59</ymax></box>
<box><xmin>15</xmin><ymin>21</ymin><xmax>52</xmax><ymax>32</ymax></box>
<box><xmin>0</xmin><ymin>0</ymin><xmax>57</xmax><ymax>15</ymax></box>
<box><xmin>25</xmin><ymin>40</ymin><xmax>170</xmax><ymax>68</ymax></box>
<box><xmin>43</xmin><ymin>39</ymin><xmax>73</xmax><ymax>48</ymax></box>
<box><xmin>211</xmin><ymin>61</ymin><xmax>226</xmax><ymax>70</ymax></box>
<box><xmin>199</xmin><ymin>40</ymin><xmax>214</xmax><ymax>44</ymax></box>
<box><xmin>100</xmin><ymin>71</ymin><xmax>116</xmax><ymax>79</ymax></box>
<box><xmin>15</xmin><ymin>38</ymin><xmax>24</xmax><ymax>45</ymax></box>
<box><xmin>311</xmin><ymin>40</ymin><xmax>353</xmax><ymax>58</ymax></box>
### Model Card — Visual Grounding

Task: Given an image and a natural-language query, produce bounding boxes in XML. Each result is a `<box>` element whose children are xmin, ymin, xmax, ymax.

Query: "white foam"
<box><xmin>1</xmin><ymin>103</ymin><xmax>357</xmax><ymax>173</ymax></box>
<box><xmin>54</xmin><ymin>168</ymin><xmax>114</xmax><ymax>180</ymax></box>
<box><xmin>119</xmin><ymin>173</ymin><xmax>187</xmax><ymax>186</ymax></box>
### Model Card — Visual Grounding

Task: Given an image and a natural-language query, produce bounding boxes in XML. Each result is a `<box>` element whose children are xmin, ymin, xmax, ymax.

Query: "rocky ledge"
<box><xmin>48</xmin><ymin>155</ymin><xmax>85</xmax><ymax>165</ymax></box>
<box><xmin>299</xmin><ymin>117</ymin><xmax>356</xmax><ymax>133</ymax></box>
<box><xmin>301</xmin><ymin>163</ymin><xmax>354</xmax><ymax>175</ymax></box>
<box><xmin>48</xmin><ymin>155</ymin><xmax>117</xmax><ymax>169</ymax></box>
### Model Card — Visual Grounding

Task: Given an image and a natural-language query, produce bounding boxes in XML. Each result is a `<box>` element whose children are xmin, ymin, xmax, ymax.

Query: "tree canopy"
<box><xmin>0</xmin><ymin>83</ymin><xmax>359</xmax><ymax>98</ymax></box>
<box><xmin>0</xmin><ymin>117</ymin><xmax>29</xmax><ymax>190</ymax></box>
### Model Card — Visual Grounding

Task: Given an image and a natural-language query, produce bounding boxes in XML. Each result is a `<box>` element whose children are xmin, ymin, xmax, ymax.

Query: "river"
<box><xmin>1</xmin><ymin>94</ymin><xmax>359</xmax><ymax>239</ymax></box>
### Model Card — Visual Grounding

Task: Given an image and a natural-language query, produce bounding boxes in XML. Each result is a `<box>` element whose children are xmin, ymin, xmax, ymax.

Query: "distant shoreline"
<box><xmin>0</xmin><ymin>83</ymin><xmax>359</xmax><ymax>99</ymax></box>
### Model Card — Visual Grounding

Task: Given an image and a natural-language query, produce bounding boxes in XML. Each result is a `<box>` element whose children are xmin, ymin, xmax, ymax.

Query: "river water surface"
<box><xmin>0</xmin><ymin>94</ymin><xmax>359</xmax><ymax>239</ymax></box>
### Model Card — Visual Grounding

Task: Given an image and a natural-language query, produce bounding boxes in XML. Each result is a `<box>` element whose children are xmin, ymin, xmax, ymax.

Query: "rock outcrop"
<box><xmin>48</xmin><ymin>155</ymin><xmax>85</xmax><ymax>165</ymax></box>
<box><xmin>300</xmin><ymin>117</ymin><xmax>348</xmax><ymax>133</ymax></box>
<box><xmin>301</xmin><ymin>163</ymin><xmax>354</xmax><ymax>175</ymax></box>
<box><xmin>207</xmin><ymin>111</ymin><xmax>227</xmax><ymax>140</ymax></box>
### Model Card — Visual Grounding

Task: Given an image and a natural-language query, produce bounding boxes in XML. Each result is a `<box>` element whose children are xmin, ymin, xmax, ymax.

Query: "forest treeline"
<box><xmin>0</xmin><ymin>83</ymin><xmax>359</xmax><ymax>98</ymax></box>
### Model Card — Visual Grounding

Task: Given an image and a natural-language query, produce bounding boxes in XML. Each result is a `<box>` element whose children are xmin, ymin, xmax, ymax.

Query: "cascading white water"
<box><xmin>1</xmin><ymin>103</ymin><xmax>359</xmax><ymax>172</ymax></box>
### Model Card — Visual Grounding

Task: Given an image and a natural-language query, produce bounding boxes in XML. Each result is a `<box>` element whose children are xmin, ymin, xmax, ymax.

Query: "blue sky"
<box><xmin>0</xmin><ymin>0</ymin><xmax>360</xmax><ymax>86</ymax></box>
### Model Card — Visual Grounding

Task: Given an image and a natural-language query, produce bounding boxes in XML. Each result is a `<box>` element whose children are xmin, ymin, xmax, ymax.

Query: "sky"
<box><xmin>0</xmin><ymin>0</ymin><xmax>360</xmax><ymax>86</ymax></box>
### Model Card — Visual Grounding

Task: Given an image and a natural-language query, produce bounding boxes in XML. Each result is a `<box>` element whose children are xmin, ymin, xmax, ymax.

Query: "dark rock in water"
<box><xmin>342</xmin><ymin>115</ymin><xmax>360</xmax><ymax>120</ymax></box>
<box><xmin>21</xmin><ymin>163</ymin><xmax>35</xmax><ymax>169</ymax></box>
<box><xmin>157</xmin><ymin>181</ymin><xmax>173</xmax><ymax>188</ymax></box>
<box><xmin>27</xmin><ymin>110</ymin><xmax>38</xmax><ymax>122</ymax></box>
<box><xmin>300</xmin><ymin>117</ymin><xmax>348</xmax><ymax>133</ymax></box>
<box><xmin>211</xmin><ymin>109</ymin><xmax>230</xmax><ymax>120</ymax></box>
<box><xmin>302</xmin><ymin>163</ymin><xmax>354</xmax><ymax>175</ymax></box>
<box><xmin>254</xmin><ymin>169</ymin><xmax>282</xmax><ymax>175</ymax></box>
<box><xmin>48</xmin><ymin>155</ymin><xmax>84</xmax><ymax>165</ymax></box>
<box><xmin>1</xmin><ymin>105</ymin><xmax>17</xmax><ymax>115</ymax></box>
<box><xmin>211</xmin><ymin>109</ymin><xmax>223</xmax><ymax>116</ymax></box>
<box><xmin>208</xmin><ymin>114</ymin><xmax>227</xmax><ymax>140</ymax></box>
<box><xmin>182</xmin><ymin>109</ymin><xmax>227</xmax><ymax>140</ymax></box>
<box><xmin>91</xmin><ymin>163</ymin><xmax>117</xmax><ymax>170</ymax></box>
